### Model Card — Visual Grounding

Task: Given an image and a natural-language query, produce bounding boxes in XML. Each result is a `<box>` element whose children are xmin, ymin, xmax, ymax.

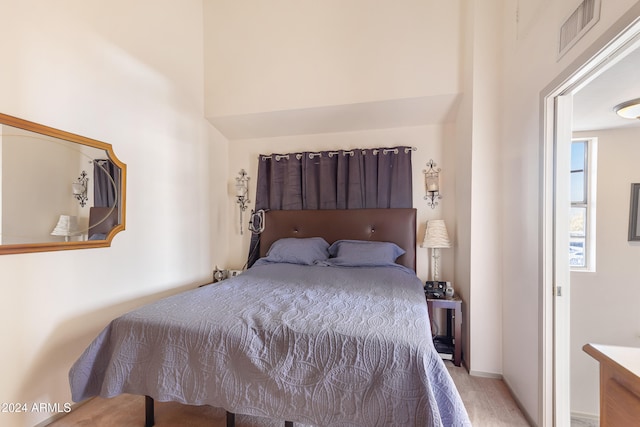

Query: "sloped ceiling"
<box><xmin>573</xmin><ymin>45</ymin><xmax>640</xmax><ymax>131</ymax></box>
<box><xmin>203</xmin><ymin>1</ymin><xmax>463</xmax><ymax>140</ymax></box>
<box><xmin>209</xmin><ymin>94</ymin><xmax>461</xmax><ymax>140</ymax></box>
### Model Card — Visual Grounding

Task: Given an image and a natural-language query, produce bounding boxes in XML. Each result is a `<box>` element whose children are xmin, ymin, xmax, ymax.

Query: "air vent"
<box><xmin>558</xmin><ymin>0</ymin><xmax>600</xmax><ymax>59</ymax></box>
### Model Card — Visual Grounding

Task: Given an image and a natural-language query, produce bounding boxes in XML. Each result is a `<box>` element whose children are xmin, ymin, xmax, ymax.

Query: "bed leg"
<box><xmin>144</xmin><ymin>396</ymin><xmax>155</xmax><ymax>427</ymax></box>
<box><xmin>285</xmin><ymin>422</ymin><xmax>293</xmax><ymax>427</ymax></box>
<box><xmin>226</xmin><ymin>411</ymin><xmax>235</xmax><ymax>427</ymax></box>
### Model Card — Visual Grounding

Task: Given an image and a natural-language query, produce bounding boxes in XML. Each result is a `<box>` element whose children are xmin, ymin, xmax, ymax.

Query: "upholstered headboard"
<box><xmin>88</xmin><ymin>207</ymin><xmax>118</xmax><ymax>238</ymax></box>
<box><xmin>259</xmin><ymin>208</ymin><xmax>417</xmax><ymax>271</ymax></box>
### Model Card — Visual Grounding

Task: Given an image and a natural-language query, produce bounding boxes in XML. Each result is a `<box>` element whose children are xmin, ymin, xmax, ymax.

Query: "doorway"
<box><xmin>542</xmin><ymin>14</ymin><xmax>640</xmax><ymax>427</ymax></box>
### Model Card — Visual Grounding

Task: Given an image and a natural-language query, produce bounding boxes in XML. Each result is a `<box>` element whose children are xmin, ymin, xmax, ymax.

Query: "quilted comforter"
<box><xmin>69</xmin><ymin>263</ymin><xmax>470</xmax><ymax>426</ymax></box>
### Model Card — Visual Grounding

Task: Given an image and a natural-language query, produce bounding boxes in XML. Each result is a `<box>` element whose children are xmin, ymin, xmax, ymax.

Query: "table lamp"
<box><xmin>421</xmin><ymin>219</ymin><xmax>451</xmax><ymax>281</ymax></box>
<box><xmin>51</xmin><ymin>215</ymin><xmax>79</xmax><ymax>242</ymax></box>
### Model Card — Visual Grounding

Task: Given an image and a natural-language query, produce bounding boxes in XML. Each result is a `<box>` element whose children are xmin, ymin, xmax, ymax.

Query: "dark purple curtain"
<box><xmin>93</xmin><ymin>159</ymin><xmax>119</xmax><ymax>208</ymax></box>
<box><xmin>247</xmin><ymin>146</ymin><xmax>413</xmax><ymax>266</ymax></box>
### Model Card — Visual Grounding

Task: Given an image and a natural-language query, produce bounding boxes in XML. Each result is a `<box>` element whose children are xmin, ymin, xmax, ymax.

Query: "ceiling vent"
<box><xmin>558</xmin><ymin>0</ymin><xmax>600</xmax><ymax>59</ymax></box>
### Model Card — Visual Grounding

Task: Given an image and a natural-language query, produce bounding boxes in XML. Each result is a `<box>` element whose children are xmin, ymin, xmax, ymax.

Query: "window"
<box><xmin>570</xmin><ymin>138</ymin><xmax>596</xmax><ymax>270</ymax></box>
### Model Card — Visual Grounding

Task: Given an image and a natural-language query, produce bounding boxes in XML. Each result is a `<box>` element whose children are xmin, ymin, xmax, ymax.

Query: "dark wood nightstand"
<box><xmin>426</xmin><ymin>295</ymin><xmax>462</xmax><ymax>367</ymax></box>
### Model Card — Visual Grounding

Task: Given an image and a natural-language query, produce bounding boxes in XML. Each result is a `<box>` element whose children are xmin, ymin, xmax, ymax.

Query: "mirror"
<box><xmin>0</xmin><ymin>113</ymin><xmax>126</xmax><ymax>255</ymax></box>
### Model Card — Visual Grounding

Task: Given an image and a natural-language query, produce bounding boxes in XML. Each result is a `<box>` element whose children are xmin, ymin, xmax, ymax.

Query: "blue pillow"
<box><xmin>327</xmin><ymin>240</ymin><xmax>405</xmax><ymax>267</ymax></box>
<box><xmin>263</xmin><ymin>237</ymin><xmax>330</xmax><ymax>265</ymax></box>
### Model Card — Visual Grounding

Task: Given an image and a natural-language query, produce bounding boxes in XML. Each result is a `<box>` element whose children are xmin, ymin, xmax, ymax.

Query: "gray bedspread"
<box><xmin>69</xmin><ymin>263</ymin><xmax>470</xmax><ymax>426</ymax></box>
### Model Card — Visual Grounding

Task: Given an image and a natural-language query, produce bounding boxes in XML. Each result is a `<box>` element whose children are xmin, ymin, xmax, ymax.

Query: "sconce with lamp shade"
<box><xmin>423</xmin><ymin>159</ymin><xmax>441</xmax><ymax>209</ymax></box>
<box><xmin>235</xmin><ymin>169</ymin><xmax>250</xmax><ymax>235</ymax></box>
<box><xmin>72</xmin><ymin>171</ymin><xmax>89</xmax><ymax>207</ymax></box>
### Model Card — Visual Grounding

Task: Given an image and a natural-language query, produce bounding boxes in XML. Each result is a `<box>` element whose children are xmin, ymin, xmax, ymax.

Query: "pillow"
<box><xmin>327</xmin><ymin>239</ymin><xmax>405</xmax><ymax>267</ymax></box>
<box><xmin>263</xmin><ymin>237</ymin><xmax>330</xmax><ymax>265</ymax></box>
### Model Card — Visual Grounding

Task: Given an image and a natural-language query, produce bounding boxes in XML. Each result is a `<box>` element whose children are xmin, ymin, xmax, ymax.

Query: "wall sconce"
<box><xmin>235</xmin><ymin>169</ymin><xmax>250</xmax><ymax>235</ymax></box>
<box><xmin>72</xmin><ymin>171</ymin><xmax>88</xmax><ymax>207</ymax></box>
<box><xmin>423</xmin><ymin>159</ymin><xmax>441</xmax><ymax>209</ymax></box>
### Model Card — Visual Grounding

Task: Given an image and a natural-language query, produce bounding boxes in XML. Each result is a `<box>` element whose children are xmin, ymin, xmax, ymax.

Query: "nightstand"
<box><xmin>426</xmin><ymin>295</ymin><xmax>462</xmax><ymax>367</ymax></box>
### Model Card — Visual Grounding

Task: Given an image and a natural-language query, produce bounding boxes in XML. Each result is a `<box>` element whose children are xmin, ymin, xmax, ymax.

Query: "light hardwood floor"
<box><xmin>49</xmin><ymin>362</ymin><xmax>531</xmax><ymax>426</ymax></box>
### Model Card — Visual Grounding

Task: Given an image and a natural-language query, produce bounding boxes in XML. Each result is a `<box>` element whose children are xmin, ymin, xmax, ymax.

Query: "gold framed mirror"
<box><xmin>0</xmin><ymin>113</ymin><xmax>126</xmax><ymax>255</ymax></box>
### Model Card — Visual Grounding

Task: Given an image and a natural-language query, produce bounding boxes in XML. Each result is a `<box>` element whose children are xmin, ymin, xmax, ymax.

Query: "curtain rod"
<box><xmin>261</xmin><ymin>146</ymin><xmax>417</xmax><ymax>161</ymax></box>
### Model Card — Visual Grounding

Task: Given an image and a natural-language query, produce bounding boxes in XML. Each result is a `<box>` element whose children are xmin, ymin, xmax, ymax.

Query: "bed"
<box><xmin>69</xmin><ymin>208</ymin><xmax>470</xmax><ymax>426</ymax></box>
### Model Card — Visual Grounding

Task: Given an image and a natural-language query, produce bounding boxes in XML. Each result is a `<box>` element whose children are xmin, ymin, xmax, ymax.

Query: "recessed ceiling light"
<box><xmin>614</xmin><ymin>98</ymin><xmax>640</xmax><ymax>119</ymax></box>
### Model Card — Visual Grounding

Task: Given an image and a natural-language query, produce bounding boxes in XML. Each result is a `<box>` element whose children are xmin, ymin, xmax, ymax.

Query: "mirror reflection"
<box><xmin>0</xmin><ymin>113</ymin><xmax>126</xmax><ymax>254</ymax></box>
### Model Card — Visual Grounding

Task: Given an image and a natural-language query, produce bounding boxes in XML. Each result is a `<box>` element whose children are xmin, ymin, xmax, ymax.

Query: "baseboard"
<box><xmin>469</xmin><ymin>369</ymin><xmax>503</xmax><ymax>379</ymax></box>
<box><xmin>571</xmin><ymin>411</ymin><xmax>599</xmax><ymax>425</ymax></box>
<box><xmin>503</xmin><ymin>377</ymin><xmax>537</xmax><ymax>427</ymax></box>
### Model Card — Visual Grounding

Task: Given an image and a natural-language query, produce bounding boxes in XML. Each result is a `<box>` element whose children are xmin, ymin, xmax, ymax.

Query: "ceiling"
<box><xmin>210</xmin><ymin>37</ymin><xmax>640</xmax><ymax>139</ymax></box>
<box><xmin>573</xmin><ymin>44</ymin><xmax>640</xmax><ymax>132</ymax></box>
<box><xmin>209</xmin><ymin>94</ymin><xmax>461</xmax><ymax>140</ymax></box>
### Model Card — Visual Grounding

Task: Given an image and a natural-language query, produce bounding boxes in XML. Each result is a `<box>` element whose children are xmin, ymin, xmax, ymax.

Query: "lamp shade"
<box><xmin>421</xmin><ymin>219</ymin><xmax>451</xmax><ymax>248</ymax></box>
<box><xmin>235</xmin><ymin>181</ymin><xmax>247</xmax><ymax>197</ymax></box>
<box><xmin>72</xmin><ymin>182</ymin><xmax>86</xmax><ymax>195</ymax></box>
<box><xmin>51</xmin><ymin>215</ymin><xmax>78</xmax><ymax>237</ymax></box>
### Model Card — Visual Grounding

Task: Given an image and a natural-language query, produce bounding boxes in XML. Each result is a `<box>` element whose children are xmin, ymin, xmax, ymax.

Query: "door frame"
<box><xmin>540</xmin><ymin>10</ymin><xmax>640</xmax><ymax>427</ymax></box>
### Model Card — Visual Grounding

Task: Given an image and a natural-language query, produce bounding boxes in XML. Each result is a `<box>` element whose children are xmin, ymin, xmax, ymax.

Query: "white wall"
<box><xmin>0</xmin><ymin>1</ymin><xmax>227</xmax><ymax>426</ymax></box>
<box><xmin>226</xmin><ymin>124</ymin><xmax>458</xmax><ymax>283</ymax></box>
<box><xmin>499</xmin><ymin>0</ymin><xmax>640</xmax><ymax>424</ymax></box>
<box><xmin>203</xmin><ymin>0</ymin><xmax>461</xmax><ymax>118</ymax></box>
<box><xmin>454</xmin><ymin>0</ymin><xmax>474</xmax><ymax>377</ymax></box>
<box><xmin>454</xmin><ymin>0</ymin><xmax>504</xmax><ymax>379</ymax></box>
<box><xmin>570</xmin><ymin>127</ymin><xmax>640</xmax><ymax>417</ymax></box>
